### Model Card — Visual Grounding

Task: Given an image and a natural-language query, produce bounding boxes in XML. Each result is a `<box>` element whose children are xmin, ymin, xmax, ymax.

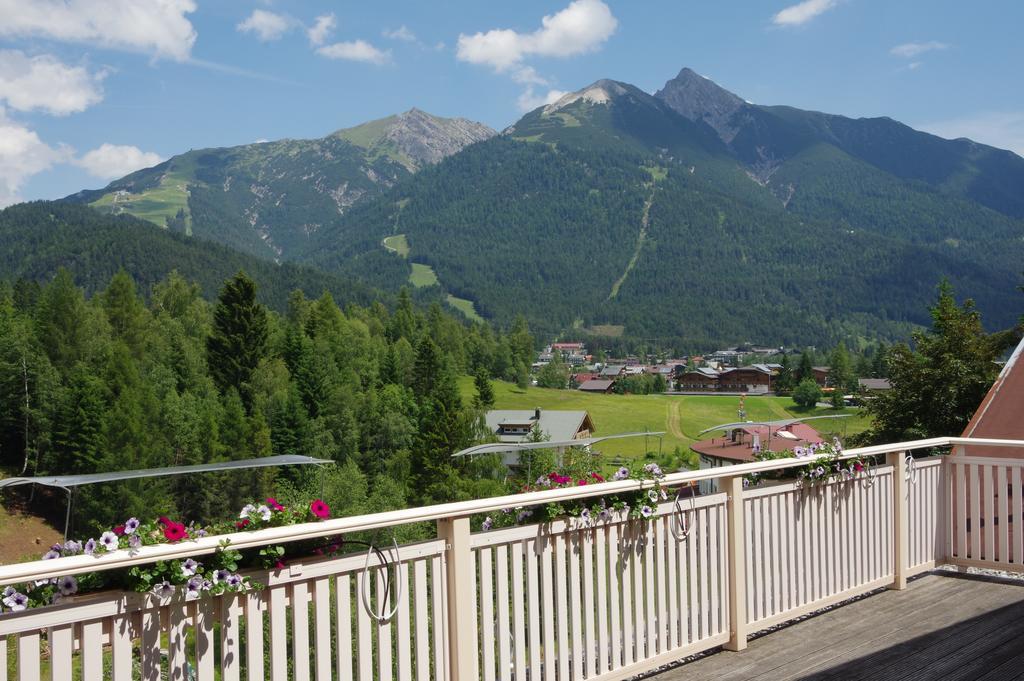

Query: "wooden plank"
<box><xmin>336</xmin><ymin>574</ymin><xmax>353</xmax><ymax>681</ymax></box>
<box><xmin>599</xmin><ymin>524</ymin><xmax>613</xmax><ymax>673</ymax></box>
<box><xmin>494</xmin><ymin>546</ymin><xmax>511</xmax><ymax>681</ymax></box>
<box><xmin>526</xmin><ymin>538</ymin><xmax>542</xmax><ymax>680</ymax></box>
<box><xmin>582</xmin><ymin>528</ymin><xmax>597</xmax><ymax>679</ymax></box>
<box><xmin>245</xmin><ymin>592</ymin><xmax>265</xmax><ymax>681</ymax></box>
<box><xmin>970</xmin><ymin>464</ymin><xmax>982</xmax><ymax>560</ymax></box>
<box><xmin>750</xmin><ymin>497</ymin><xmax>762</xmax><ymax>622</ymax></box>
<box><xmin>16</xmin><ymin>631</ymin><xmax>40</xmax><ymax>681</ymax></box>
<box><xmin>998</xmin><ymin>466</ymin><xmax>1009</xmax><ymax>564</ymax></box>
<box><xmin>511</xmin><ymin>541</ymin><xmax>527</xmax><ymax>681</ymax></box>
<box><xmin>195</xmin><ymin>597</ymin><xmax>217</xmax><ymax>681</ymax></box>
<box><xmin>666</xmin><ymin>513</ymin><xmax>679</xmax><ymax>650</ymax></box>
<box><xmin>356</xmin><ymin>570</ymin><xmax>373</xmax><ymax>681</ymax></box>
<box><xmin>644</xmin><ymin>520</ymin><xmax>657</xmax><ymax>658</ymax></box>
<box><xmin>633</xmin><ymin>522</ymin><xmax>646</xmax><ymax>660</ymax></box>
<box><xmin>479</xmin><ymin>547</ymin><xmax>495</xmax><ymax>681</ymax></box>
<box><xmin>569</xmin><ymin>531</ymin><xmax>584</xmax><ymax>681</ymax></box>
<box><xmin>413</xmin><ymin>561</ymin><xmax>431</xmax><ymax>681</ymax></box>
<box><xmin>431</xmin><ymin>555</ymin><xmax>446</xmax><ymax>681</ymax></box>
<box><xmin>541</xmin><ymin>535</ymin><xmax>556</xmax><ymax>681</ymax></box>
<box><xmin>620</xmin><ymin>522</ymin><xmax>634</xmax><ymax>666</ymax></box>
<box><xmin>1015</xmin><ymin>467</ymin><xmax>1024</xmax><ymax>566</ymax></box>
<box><xmin>708</xmin><ymin>505</ymin><xmax>720</xmax><ymax>636</ymax></box>
<box><xmin>555</xmin><ymin>534</ymin><xmax>569</xmax><ymax>679</ymax></box>
<box><xmin>984</xmin><ymin>465</ymin><xmax>995</xmax><ymax>562</ymax></box>
<box><xmin>167</xmin><ymin>604</ymin><xmax>189</xmax><ymax>681</ymax></box>
<box><xmin>956</xmin><ymin>462</ymin><xmax>967</xmax><ymax>558</ymax></box>
<box><xmin>220</xmin><ymin>595</ymin><xmax>242</xmax><ymax>681</ymax></box>
<box><xmin>395</xmin><ymin>563</ymin><xmax>413</xmax><ymax>681</ymax></box>
<box><xmin>687</xmin><ymin>509</ymin><xmax>698</xmax><ymax>643</ymax></box>
<box><xmin>655</xmin><ymin>517</ymin><xmax>668</xmax><ymax>655</ymax></box>
<box><xmin>313</xmin><ymin>578</ymin><xmax>333</xmax><ymax>681</ymax></box>
<box><xmin>48</xmin><ymin>624</ymin><xmax>73</xmax><ymax>681</ymax></box>
<box><xmin>376</xmin><ymin>569</ymin><xmax>393</xmax><ymax>681</ymax></box>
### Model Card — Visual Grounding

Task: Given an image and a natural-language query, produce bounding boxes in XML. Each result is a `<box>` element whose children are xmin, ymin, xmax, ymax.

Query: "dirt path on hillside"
<box><xmin>608</xmin><ymin>188</ymin><xmax>654</xmax><ymax>300</ymax></box>
<box><xmin>666</xmin><ymin>400</ymin><xmax>686</xmax><ymax>440</ymax></box>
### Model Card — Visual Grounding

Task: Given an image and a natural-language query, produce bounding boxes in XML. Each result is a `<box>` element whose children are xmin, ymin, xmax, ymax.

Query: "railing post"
<box><xmin>888</xmin><ymin>451</ymin><xmax>909</xmax><ymax>590</ymax></box>
<box><xmin>723</xmin><ymin>475</ymin><xmax>748</xmax><ymax>651</ymax></box>
<box><xmin>437</xmin><ymin>516</ymin><xmax>477</xmax><ymax>681</ymax></box>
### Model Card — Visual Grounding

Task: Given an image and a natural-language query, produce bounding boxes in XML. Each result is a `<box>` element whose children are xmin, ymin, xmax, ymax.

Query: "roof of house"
<box><xmin>485</xmin><ymin>410</ymin><xmax>594</xmax><ymax>443</ymax></box>
<box><xmin>690</xmin><ymin>422</ymin><xmax>824</xmax><ymax>463</ymax></box>
<box><xmin>858</xmin><ymin>377</ymin><xmax>892</xmax><ymax>391</ymax></box>
<box><xmin>578</xmin><ymin>378</ymin><xmax>616</xmax><ymax>392</ymax></box>
<box><xmin>961</xmin><ymin>335</ymin><xmax>1024</xmax><ymax>456</ymax></box>
<box><xmin>721</xmin><ymin>364</ymin><xmax>771</xmax><ymax>376</ymax></box>
<box><xmin>601</xmin><ymin>365</ymin><xmax>625</xmax><ymax>376</ymax></box>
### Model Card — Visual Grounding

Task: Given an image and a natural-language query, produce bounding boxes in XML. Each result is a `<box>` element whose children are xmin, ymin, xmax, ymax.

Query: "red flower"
<box><xmin>310</xmin><ymin>500</ymin><xmax>330</xmax><ymax>519</ymax></box>
<box><xmin>235</xmin><ymin>519</ymin><xmax>251</xmax><ymax>529</ymax></box>
<box><xmin>590</xmin><ymin>472</ymin><xmax>605</xmax><ymax>482</ymax></box>
<box><xmin>577</xmin><ymin>479</ymin><xmax>587</xmax><ymax>486</ymax></box>
<box><xmin>157</xmin><ymin>516</ymin><xmax>171</xmax><ymax>526</ymax></box>
<box><xmin>113</xmin><ymin>525</ymin><xmax>125</xmax><ymax>536</ymax></box>
<box><xmin>266</xmin><ymin>497</ymin><xmax>284</xmax><ymax>511</ymax></box>
<box><xmin>162</xmin><ymin>521</ymin><xmax>188</xmax><ymax>542</ymax></box>
<box><xmin>274</xmin><ymin>559</ymin><xmax>287</xmax><ymax>570</ymax></box>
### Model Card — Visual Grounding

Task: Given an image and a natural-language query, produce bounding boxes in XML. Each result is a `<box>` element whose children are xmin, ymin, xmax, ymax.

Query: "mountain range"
<box><xmin>56</xmin><ymin>67</ymin><xmax>1024</xmax><ymax>347</ymax></box>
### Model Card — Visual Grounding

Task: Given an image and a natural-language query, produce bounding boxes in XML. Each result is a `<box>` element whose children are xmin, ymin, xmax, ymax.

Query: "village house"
<box><xmin>675</xmin><ymin>367</ymin><xmax>721</xmax><ymax>391</ymax></box>
<box><xmin>718</xmin><ymin>364</ymin><xmax>775</xmax><ymax>393</ymax></box>
<box><xmin>577</xmin><ymin>378</ymin><xmax>615</xmax><ymax>393</ymax></box>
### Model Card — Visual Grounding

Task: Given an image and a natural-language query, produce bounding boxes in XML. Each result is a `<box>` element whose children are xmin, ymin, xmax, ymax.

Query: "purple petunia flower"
<box><xmin>63</xmin><ymin>540</ymin><xmax>82</xmax><ymax>555</ymax></box>
<box><xmin>580</xmin><ymin>508</ymin><xmax>592</xmax><ymax>524</ymax></box>
<box><xmin>84</xmin><ymin>538</ymin><xmax>97</xmax><ymax>555</ymax></box>
<box><xmin>124</xmin><ymin>517</ymin><xmax>140</xmax><ymax>534</ymax></box>
<box><xmin>185</xmin><ymin>576</ymin><xmax>204</xmax><ymax>601</ymax></box>
<box><xmin>3</xmin><ymin>586</ymin><xmax>15</xmax><ymax>598</ymax></box>
<box><xmin>640</xmin><ymin>505</ymin><xmax>654</xmax><ymax>519</ymax></box>
<box><xmin>648</xmin><ymin>490</ymin><xmax>659</xmax><ymax>503</ymax></box>
<box><xmin>196</xmin><ymin>529</ymin><xmax>207</xmax><ymax>538</ymax></box>
<box><xmin>2</xmin><ymin>591</ymin><xmax>28</xmax><ymax>611</ymax></box>
<box><xmin>181</xmin><ymin>558</ymin><xmax>199</xmax><ymax>577</ymax></box>
<box><xmin>128</xmin><ymin>534</ymin><xmax>142</xmax><ymax>552</ymax></box>
<box><xmin>256</xmin><ymin>505</ymin><xmax>272</xmax><ymax>521</ymax></box>
<box><xmin>213</xmin><ymin>569</ymin><xmax>231</xmax><ymax>584</ymax></box>
<box><xmin>152</xmin><ymin>581</ymin><xmax>175</xmax><ymax>598</ymax></box>
<box><xmin>42</xmin><ymin>549</ymin><xmax>60</xmax><ymax>560</ymax></box>
<box><xmin>516</xmin><ymin>509</ymin><xmax>532</xmax><ymax>523</ymax></box>
<box><xmin>239</xmin><ymin>504</ymin><xmax>256</xmax><ymax>519</ymax></box>
<box><xmin>226</xmin><ymin>574</ymin><xmax>243</xmax><ymax>588</ymax></box>
<box><xmin>58</xmin><ymin>575</ymin><xmax>78</xmax><ymax>596</ymax></box>
<box><xmin>99</xmin><ymin>531</ymin><xmax>119</xmax><ymax>552</ymax></box>
<box><xmin>644</xmin><ymin>463</ymin><xmax>663</xmax><ymax>477</ymax></box>
<box><xmin>613</xmin><ymin>466</ymin><xmax>630</xmax><ymax>481</ymax></box>
<box><xmin>481</xmin><ymin>517</ymin><xmax>493</xmax><ymax>531</ymax></box>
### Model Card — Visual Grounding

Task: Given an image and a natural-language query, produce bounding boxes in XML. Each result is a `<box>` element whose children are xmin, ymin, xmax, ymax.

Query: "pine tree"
<box><xmin>101</xmin><ymin>270</ymin><xmax>147</xmax><ymax>354</ymax></box>
<box><xmin>474</xmin><ymin>368</ymin><xmax>495</xmax><ymax>409</ymax></box>
<box><xmin>207</xmin><ymin>271</ymin><xmax>268</xmax><ymax>410</ymax></box>
<box><xmin>795</xmin><ymin>350</ymin><xmax>815</xmax><ymax>384</ymax></box>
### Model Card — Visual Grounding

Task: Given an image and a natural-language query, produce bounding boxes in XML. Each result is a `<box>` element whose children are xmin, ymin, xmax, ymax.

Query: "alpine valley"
<box><xmin>55</xmin><ymin>67</ymin><xmax>1024</xmax><ymax>348</ymax></box>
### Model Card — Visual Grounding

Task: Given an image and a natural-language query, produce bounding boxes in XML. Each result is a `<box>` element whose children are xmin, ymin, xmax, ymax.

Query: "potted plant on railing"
<box><xmin>745</xmin><ymin>438</ymin><xmax>874</xmax><ymax>488</ymax></box>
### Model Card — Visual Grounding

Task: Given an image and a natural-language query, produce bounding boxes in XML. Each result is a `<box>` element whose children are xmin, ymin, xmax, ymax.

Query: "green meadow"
<box><xmin>460</xmin><ymin>377</ymin><xmax>870</xmax><ymax>463</ymax></box>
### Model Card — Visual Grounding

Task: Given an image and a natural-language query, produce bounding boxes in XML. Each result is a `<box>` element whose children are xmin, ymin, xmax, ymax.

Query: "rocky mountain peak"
<box><xmin>335</xmin><ymin>109</ymin><xmax>495</xmax><ymax>171</ymax></box>
<box><xmin>654</xmin><ymin>67</ymin><xmax>746</xmax><ymax>143</ymax></box>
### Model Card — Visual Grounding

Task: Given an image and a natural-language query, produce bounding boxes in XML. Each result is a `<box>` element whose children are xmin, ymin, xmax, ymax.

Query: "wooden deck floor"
<box><xmin>650</xmin><ymin>572</ymin><xmax>1024</xmax><ymax>681</ymax></box>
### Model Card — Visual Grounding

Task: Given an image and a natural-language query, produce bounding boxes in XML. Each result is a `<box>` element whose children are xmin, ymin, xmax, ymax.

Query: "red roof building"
<box><xmin>961</xmin><ymin>336</ymin><xmax>1024</xmax><ymax>457</ymax></box>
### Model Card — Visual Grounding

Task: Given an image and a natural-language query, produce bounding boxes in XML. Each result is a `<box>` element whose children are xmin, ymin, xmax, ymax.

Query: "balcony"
<box><xmin>1</xmin><ymin>436</ymin><xmax>1022</xmax><ymax>680</ymax></box>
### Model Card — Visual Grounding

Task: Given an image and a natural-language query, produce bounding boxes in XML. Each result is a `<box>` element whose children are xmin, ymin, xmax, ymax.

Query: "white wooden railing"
<box><xmin>1</xmin><ymin>436</ymin><xmax>1022</xmax><ymax>681</ymax></box>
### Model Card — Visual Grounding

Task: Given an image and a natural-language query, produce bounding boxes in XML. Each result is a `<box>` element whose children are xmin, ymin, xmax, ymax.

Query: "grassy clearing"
<box><xmin>460</xmin><ymin>377</ymin><xmax>870</xmax><ymax>461</ymax></box>
<box><xmin>383</xmin><ymin>234</ymin><xmax>410</xmax><ymax>257</ymax></box>
<box><xmin>90</xmin><ymin>167</ymin><xmax>193</xmax><ymax>234</ymax></box>
<box><xmin>643</xmin><ymin>165</ymin><xmax>668</xmax><ymax>181</ymax></box>
<box><xmin>410</xmin><ymin>262</ymin><xmax>439</xmax><ymax>288</ymax></box>
<box><xmin>586</xmin><ymin>324</ymin><xmax>625</xmax><ymax>337</ymax></box>
<box><xmin>446</xmin><ymin>294</ymin><xmax>483</xmax><ymax>323</ymax></box>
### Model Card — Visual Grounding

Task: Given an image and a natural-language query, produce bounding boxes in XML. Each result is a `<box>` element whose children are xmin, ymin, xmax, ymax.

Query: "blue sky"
<box><xmin>1</xmin><ymin>0</ymin><xmax>1022</xmax><ymax>206</ymax></box>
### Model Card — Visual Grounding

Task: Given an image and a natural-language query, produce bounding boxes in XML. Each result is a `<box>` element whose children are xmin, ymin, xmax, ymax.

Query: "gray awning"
<box><xmin>453</xmin><ymin>431</ymin><xmax>665</xmax><ymax>458</ymax></box>
<box><xmin>697</xmin><ymin>414</ymin><xmax>851</xmax><ymax>435</ymax></box>
<box><xmin>0</xmin><ymin>455</ymin><xmax>333</xmax><ymax>490</ymax></box>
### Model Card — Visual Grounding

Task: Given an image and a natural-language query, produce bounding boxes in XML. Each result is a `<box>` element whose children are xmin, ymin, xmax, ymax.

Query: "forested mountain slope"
<box><xmin>304</xmin><ymin>76</ymin><xmax>1023</xmax><ymax>347</ymax></box>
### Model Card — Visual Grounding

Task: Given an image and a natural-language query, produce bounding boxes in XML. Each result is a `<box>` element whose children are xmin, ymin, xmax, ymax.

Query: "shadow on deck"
<box><xmin>651</xmin><ymin>572</ymin><xmax>1024</xmax><ymax>681</ymax></box>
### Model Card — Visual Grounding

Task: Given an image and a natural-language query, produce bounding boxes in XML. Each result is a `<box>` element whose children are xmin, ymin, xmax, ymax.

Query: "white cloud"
<box><xmin>517</xmin><ymin>87</ymin><xmax>568</xmax><ymax>112</ymax></box>
<box><xmin>907</xmin><ymin>61</ymin><xmax>923</xmax><ymax>71</ymax></box>
<box><xmin>307</xmin><ymin>14</ymin><xmax>336</xmax><ymax>46</ymax></box>
<box><xmin>316</xmin><ymin>40</ymin><xmax>391</xmax><ymax>65</ymax></box>
<box><xmin>512</xmin><ymin>66</ymin><xmax>549</xmax><ymax>86</ymax></box>
<box><xmin>237</xmin><ymin>10</ymin><xmax>294</xmax><ymax>42</ymax></box>
<box><xmin>0</xmin><ymin>50</ymin><xmax>105</xmax><ymax>116</ymax></box>
<box><xmin>918</xmin><ymin>111</ymin><xmax>1024</xmax><ymax>158</ymax></box>
<box><xmin>74</xmin><ymin>143</ymin><xmax>162</xmax><ymax>179</ymax></box>
<box><xmin>890</xmin><ymin>41</ymin><xmax>949</xmax><ymax>58</ymax></box>
<box><xmin>383</xmin><ymin>26</ymin><xmax>416</xmax><ymax>42</ymax></box>
<box><xmin>456</xmin><ymin>0</ymin><xmax>617</xmax><ymax>72</ymax></box>
<box><xmin>771</xmin><ymin>0</ymin><xmax>837</xmax><ymax>27</ymax></box>
<box><xmin>0</xmin><ymin>0</ymin><xmax>197</xmax><ymax>61</ymax></box>
<box><xmin>0</xmin><ymin>110</ymin><xmax>73</xmax><ymax>207</ymax></box>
